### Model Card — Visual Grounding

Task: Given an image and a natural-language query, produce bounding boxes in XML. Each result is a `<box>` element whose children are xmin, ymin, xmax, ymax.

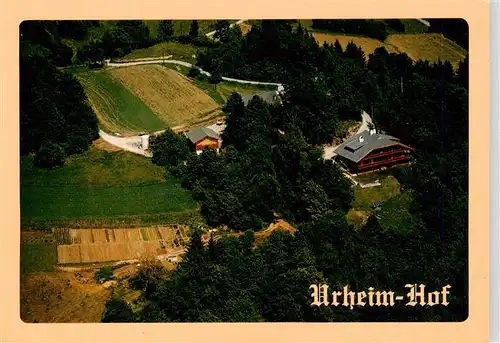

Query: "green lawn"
<box><xmin>20</xmin><ymin>244</ymin><xmax>58</xmax><ymax>274</ymax></box>
<box><xmin>351</xmin><ymin>175</ymin><xmax>401</xmax><ymax>211</ymax></box>
<box><xmin>73</xmin><ymin>69</ymin><xmax>167</xmax><ymax>135</ymax></box>
<box><xmin>20</xmin><ymin>148</ymin><xmax>199</xmax><ymax>228</ymax></box>
<box><xmin>347</xmin><ymin>171</ymin><xmax>415</xmax><ymax>232</ymax></box>
<box><xmin>377</xmin><ymin>191</ymin><xmax>414</xmax><ymax>234</ymax></box>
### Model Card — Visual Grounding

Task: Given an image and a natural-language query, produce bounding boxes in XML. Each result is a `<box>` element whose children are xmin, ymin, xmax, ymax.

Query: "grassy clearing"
<box><xmin>377</xmin><ymin>191</ymin><xmax>414</xmax><ymax>234</ymax></box>
<box><xmin>120</xmin><ymin>41</ymin><xmax>201</xmax><ymax>63</ymax></box>
<box><xmin>312</xmin><ymin>31</ymin><xmax>466</xmax><ymax>68</ymax></box>
<box><xmin>74</xmin><ymin>69</ymin><xmax>166</xmax><ymax>135</ymax></box>
<box><xmin>347</xmin><ymin>172</ymin><xmax>415</xmax><ymax>232</ymax></box>
<box><xmin>21</xmin><ymin>210</ymin><xmax>204</xmax><ymax>230</ymax></box>
<box><xmin>351</xmin><ymin>175</ymin><xmax>401</xmax><ymax>211</ymax></box>
<box><xmin>108</xmin><ymin>64</ymin><xmax>221</xmax><ymax>127</ymax></box>
<box><xmin>20</xmin><ymin>244</ymin><xmax>58</xmax><ymax>274</ymax></box>
<box><xmin>20</xmin><ymin>148</ymin><xmax>199</xmax><ymax>228</ymax></box>
<box><xmin>385</xmin><ymin>33</ymin><xmax>467</xmax><ymax>69</ymax></box>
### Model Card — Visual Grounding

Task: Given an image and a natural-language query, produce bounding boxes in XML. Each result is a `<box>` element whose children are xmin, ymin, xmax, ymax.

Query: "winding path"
<box><xmin>100</xmin><ymin>58</ymin><xmax>372</xmax><ymax>158</ymax></box>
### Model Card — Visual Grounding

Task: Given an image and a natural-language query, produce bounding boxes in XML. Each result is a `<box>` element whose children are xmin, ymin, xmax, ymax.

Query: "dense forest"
<box><xmin>20</xmin><ymin>21</ymin><xmax>99</xmax><ymax>167</ymax></box>
<box><xmin>141</xmin><ymin>20</ymin><xmax>469</xmax><ymax>322</ymax></box>
<box><xmin>311</xmin><ymin>19</ymin><xmax>394</xmax><ymax>41</ymax></box>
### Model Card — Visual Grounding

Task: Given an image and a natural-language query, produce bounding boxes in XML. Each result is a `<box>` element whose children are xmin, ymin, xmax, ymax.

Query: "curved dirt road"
<box><xmin>101</xmin><ymin>58</ymin><xmax>371</xmax><ymax>158</ymax></box>
<box><xmin>99</xmin><ymin>130</ymin><xmax>152</xmax><ymax>157</ymax></box>
<box><xmin>205</xmin><ymin>19</ymin><xmax>248</xmax><ymax>38</ymax></box>
<box><xmin>106</xmin><ymin>59</ymin><xmax>282</xmax><ymax>87</ymax></box>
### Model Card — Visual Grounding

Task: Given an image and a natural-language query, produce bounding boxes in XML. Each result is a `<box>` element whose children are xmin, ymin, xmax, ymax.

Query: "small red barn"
<box><xmin>185</xmin><ymin>127</ymin><xmax>221</xmax><ymax>154</ymax></box>
<box><xmin>333</xmin><ymin>129</ymin><xmax>414</xmax><ymax>174</ymax></box>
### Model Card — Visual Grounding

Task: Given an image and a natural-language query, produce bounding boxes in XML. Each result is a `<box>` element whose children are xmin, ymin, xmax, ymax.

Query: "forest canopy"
<box><xmin>144</xmin><ymin>20</ymin><xmax>469</xmax><ymax>322</ymax></box>
<box><xmin>20</xmin><ymin>21</ymin><xmax>99</xmax><ymax>167</ymax></box>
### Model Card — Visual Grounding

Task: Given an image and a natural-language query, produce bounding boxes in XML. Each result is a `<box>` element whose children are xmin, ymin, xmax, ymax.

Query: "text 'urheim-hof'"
<box><xmin>309</xmin><ymin>284</ymin><xmax>452</xmax><ymax>309</ymax></box>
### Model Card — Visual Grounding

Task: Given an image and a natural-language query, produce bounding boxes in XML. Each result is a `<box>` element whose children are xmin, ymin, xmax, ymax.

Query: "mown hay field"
<box><xmin>74</xmin><ymin>69</ymin><xmax>166</xmax><ymax>136</ymax></box>
<box><xmin>108</xmin><ymin>65</ymin><xmax>222</xmax><ymax>127</ymax></box>
<box><xmin>385</xmin><ymin>33</ymin><xmax>467</xmax><ymax>69</ymax></box>
<box><xmin>312</xmin><ymin>31</ymin><xmax>466</xmax><ymax>68</ymax></box>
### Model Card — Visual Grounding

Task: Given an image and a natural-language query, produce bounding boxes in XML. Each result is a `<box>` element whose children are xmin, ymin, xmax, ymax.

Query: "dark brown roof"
<box><xmin>334</xmin><ymin>130</ymin><xmax>405</xmax><ymax>163</ymax></box>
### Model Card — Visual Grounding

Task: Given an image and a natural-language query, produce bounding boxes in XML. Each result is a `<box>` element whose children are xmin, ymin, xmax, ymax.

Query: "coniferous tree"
<box><xmin>189</xmin><ymin>20</ymin><xmax>199</xmax><ymax>38</ymax></box>
<box><xmin>157</xmin><ymin>20</ymin><xmax>174</xmax><ymax>41</ymax></box>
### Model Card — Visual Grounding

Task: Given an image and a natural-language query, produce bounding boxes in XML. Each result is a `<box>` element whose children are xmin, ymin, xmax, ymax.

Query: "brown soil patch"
<box><xmin>108</xmin><ymin>65</ymin><xmax>221</xmax><ymax>127</ymax></box>
<box><xmin>92</xmin><ymin>138</ymin><xmax>122</xmax><ymax>152</ymax></box>
<box><xmin>237</xmin><ymin>23</ymin><xmax>252</xmax><ymax>35</ymax></box>
<box><xmin>20</xmin><ymin>272</ymin><xmax>109</xmax><ymax>323</ymax></box>
<box><xmin>254</xmin><ymin>220</ymin><xmax>297</xmax><ymax>246</ymax></box>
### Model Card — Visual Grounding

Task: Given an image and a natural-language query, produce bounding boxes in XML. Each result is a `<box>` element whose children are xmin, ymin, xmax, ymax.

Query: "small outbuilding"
<box><xmin>185</xmin><ymin>127</ymin><xmax>221</xmax><ymax>154</ymax></box>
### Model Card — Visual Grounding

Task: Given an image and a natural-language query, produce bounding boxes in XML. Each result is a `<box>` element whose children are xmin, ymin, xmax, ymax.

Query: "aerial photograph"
<box><xmin>20</xmin><ymin>18</ymin><xmax>468</xmax><ymax>322</ymax></box>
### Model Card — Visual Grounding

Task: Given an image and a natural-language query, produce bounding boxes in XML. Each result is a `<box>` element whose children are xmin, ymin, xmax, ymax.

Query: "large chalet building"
<box><xmin>333</xmin><ymin>129</ymin><xmax>414</xmax><ymax>174</ymax></box>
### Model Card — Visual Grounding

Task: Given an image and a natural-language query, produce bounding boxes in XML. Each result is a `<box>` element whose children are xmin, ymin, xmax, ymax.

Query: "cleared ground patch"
<box><xmin>108</xmin><ymin>65</ymin><xmax>221</xmax><ymax>127</ymax></box>
<box><xmin>74</xmin><ymin>69</ymin><xmax>165</xmax><ymax>135</ymax></box>
<box><xmin>376</xmin><ymin>191</ymin><xmax>414</xmax><ymax>234</ymax></box>
<box><xmin>352</xmin><ymin>174</ymin><xmax>401</xmax><ymax>211</ymax></box>
<box><xmin>21</xmin><ymin>147</ymin><xmax>199</xmax><ymax>228</ymax></box>
<box><xmin>20</xmin><ymin>271</ymin><xmax>109</xmax><ymax>323</ymax></box>
<box><xmin>347</xmin><ymin>173</ymin><xmax>402</xmax><ymax>229</ymax></box>
<box><xmin>385</xmin><ymin>33</ymin><xmax>467</xmax><ymax>69</ymax></box>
